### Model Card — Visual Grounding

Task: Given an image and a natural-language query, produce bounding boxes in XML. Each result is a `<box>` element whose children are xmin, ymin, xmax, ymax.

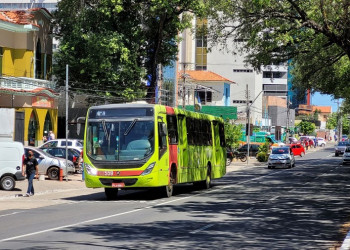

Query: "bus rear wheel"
<box><xmin>164</xmin><ymin>170</ymin><xmax>175</xmax><ymax>198</ymax></box>
<box><xmin>105</xmin><ymin>188</ymin><xmax>118</xmax><ymax>200</ymax></box>
<box><xmin>199</xmin><ymin>167</ymin><xmax>211</xmax><ymax>189</ymax></box>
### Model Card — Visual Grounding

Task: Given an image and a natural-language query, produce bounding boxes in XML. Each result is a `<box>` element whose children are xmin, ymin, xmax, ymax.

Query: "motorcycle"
<box><xmin>226</xmin><ymin>149</ymin><xmax>247</xmax><ymax>165</ymax></box>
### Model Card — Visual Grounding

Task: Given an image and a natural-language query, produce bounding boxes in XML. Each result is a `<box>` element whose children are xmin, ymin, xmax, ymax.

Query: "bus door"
<box><xmin>157</xmin><ymin>116</ymin><xmax>169</xmax><ymax>186</ymax></box>
<box><xmin>212</xmin><ymin>121</ymin><xmax>225</xmax><ymax>178</ymax></box>
<box><xmin>177</xmin><ymin>114</ymin><xmax>188</xmax><ymax>183</ymax></box>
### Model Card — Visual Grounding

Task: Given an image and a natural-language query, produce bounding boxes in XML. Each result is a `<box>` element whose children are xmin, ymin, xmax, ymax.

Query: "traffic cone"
<box><xmin>59</xmin><ymin>168</ymin><xmax>63</xmax><ymax>181</ymax></box>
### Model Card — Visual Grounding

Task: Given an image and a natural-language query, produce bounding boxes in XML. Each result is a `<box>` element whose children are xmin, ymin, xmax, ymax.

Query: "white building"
<box><xmin>177</xmin><ymin>17</ymin><xmax>289</xmax><ymax>128</ymax></box>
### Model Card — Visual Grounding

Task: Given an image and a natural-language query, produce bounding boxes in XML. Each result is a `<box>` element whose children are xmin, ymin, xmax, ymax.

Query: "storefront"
<box><xmin>0</xmin><ymin>88</ymin><xmax>58</xmax><ymax>146</ymax></box>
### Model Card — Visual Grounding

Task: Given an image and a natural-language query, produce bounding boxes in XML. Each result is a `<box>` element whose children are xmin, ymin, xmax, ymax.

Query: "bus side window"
<box><xmin>158</xmin><ymin>122</ymin><xmax>167</xmax><ymax>158</ymax></box>
<box><xmin>186</xmin><ymin>118</ymin><xmax>194</xmax><ymax>145</ymax></box>
<box><xmin>219</xmin><ymin>123</ymin><xmax>225</xmax><ymax>147</ymax></box>
<box><xmin>166</xmin><ymin>115</ymin><xmax>178</xmax><ymax>144</ymax></box>
<box><xmin>207</xmin><ymin>121</ymin><xmax>212</xmax><ymax>145</ymax></box>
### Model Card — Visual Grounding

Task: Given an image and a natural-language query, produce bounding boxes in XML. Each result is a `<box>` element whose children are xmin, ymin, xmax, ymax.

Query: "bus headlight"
<box><xmin>85</xmin><ymin>163</ymin><xmax>98</xmax><ymax>176</ymax></box>
<box><xmin>141</xmin><ymin>162</ymin><xmax>156</xmax><ymax>176</ymax></box>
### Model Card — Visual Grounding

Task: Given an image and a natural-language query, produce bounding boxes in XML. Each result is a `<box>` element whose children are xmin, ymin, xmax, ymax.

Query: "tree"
<box><xmin>326</xmin><ymin>112</ymin><xmax>338</xmax><ymax>130</ymax></box>
<box><xmin>224</xmin><ymin>121</ymin><xmax>243</xmax><ymax>149</ymax></box>
<box><xmin>53</xmin><ymin>0</ymin><xmax>204</xmax><ymax>103</ymax></box>
<box><xmin>297</xmin><ymin>121</ymin><xmax>316</xmax><ymax>135</ymax></box>
<box><xmin>205</xmin><ymin>1</ymin><xmax>350</xmax><ymax>101</ymax></box>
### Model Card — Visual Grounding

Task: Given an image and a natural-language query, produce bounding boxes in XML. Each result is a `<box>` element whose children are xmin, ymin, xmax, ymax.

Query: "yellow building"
<box><xmin>0</xmin><ymin>8</ymin><xmax>58</xmax><ymax>146</ymax></box>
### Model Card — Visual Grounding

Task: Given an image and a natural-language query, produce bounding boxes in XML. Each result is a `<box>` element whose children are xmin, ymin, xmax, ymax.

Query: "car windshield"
<box><xmin>271</xmin><ymin>148</ymin><xmax>289</xmax><ymax>154</ymax></box>
<box><xmin>86</xmin><ymin>120</ymin><xmax>154</xmax><ymax>161</ymax></box>
<box><xmin>338</xmin><ymin>142</ymin><xmax>349</xmax><ymax>146</ymax></box>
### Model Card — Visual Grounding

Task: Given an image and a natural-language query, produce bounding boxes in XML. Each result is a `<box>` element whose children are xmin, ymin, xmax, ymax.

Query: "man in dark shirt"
<box><xmin>22</xmin><ymin>150</ymin><xmax>39</xmax><ymax>197</ymax></box>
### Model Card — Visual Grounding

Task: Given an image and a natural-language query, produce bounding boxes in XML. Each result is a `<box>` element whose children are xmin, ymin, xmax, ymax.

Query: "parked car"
<box><xmin>290</xmin><ymin>143</ymin><xmax>305</xmax><ymax>157</ymax></box>
<box><xmin>335</xmin><ymin>141</ymin><xmax>350</xmax><ymax>156</ymax></box>
<box><xmin>317</xmin><ymin>137</ymin><xmax>327</xmax><ymax>147</ymax></box>
<box><xmin>288</xmin><ymin>137</ymin><xmax>298</xmax><ymax>144</ymax></box>
<box><xmin>268</xmin><ymin>146</ymin><xmax>295</xmax><ymax>169</ymax></box>
<box><xmin>24</xmin><ymin>146</ymin><xmax>75</xmax><ymax>180</ymax></box>
<box><xmin>41</xmin><ymin>147</ymin><xmax>82</xmax><ymax>173</ymax></box>
<box><xmin>237</xmin><ymin>143</ymin><xmax>260</xmax><ymax>157</ymax></box>
<box><xmin>342</xmin><ymin>147</ymin><xmax>350</xmax><ymax>165</ymax></box>
<box><xmin>0</xmin><ymin>140</ymin><xmax>25</xmax><ymax>190</ymax></box>
<box><xmin>39</xmin><ymin>139</ymin><xmax>83</xmax><ymax>152</ymax></box>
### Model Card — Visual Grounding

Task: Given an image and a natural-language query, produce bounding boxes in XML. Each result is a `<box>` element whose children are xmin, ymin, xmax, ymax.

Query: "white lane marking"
<box><xmin>0</xmin><ymin>195</ymin><xmax>191</xmax><ymax>243</ymax></box>
<box><xmin>268</xmin><ymin>196</ymin><xmax>279</xmax><ymax>201</ymax></box>
<box><xmin>190</xmin><ymin>224</ymin><xmax>214</xmax><ymax>234</ymax></box>
<box><xmin>341</xmin><ymin>229</ymin><xmax>350</xmax><ymax>250</ymax></box>
<box><xmin>0</xmin><ymin>211</ymin><xmax>23</xmax><ymax>218</ymax></box>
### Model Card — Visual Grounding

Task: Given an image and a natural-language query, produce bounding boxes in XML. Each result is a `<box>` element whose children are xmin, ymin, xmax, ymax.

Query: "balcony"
<box><xmin>0</xmin><ymin>76</ymin><xmax>56</xmax><ymax>91</ymax></box>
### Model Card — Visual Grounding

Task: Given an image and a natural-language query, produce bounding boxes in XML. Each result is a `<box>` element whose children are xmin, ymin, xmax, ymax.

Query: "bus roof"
<box><xmin>88</xmin><ymin>104</ymin><xmax>224</xmax><ymax>122</ymax></box>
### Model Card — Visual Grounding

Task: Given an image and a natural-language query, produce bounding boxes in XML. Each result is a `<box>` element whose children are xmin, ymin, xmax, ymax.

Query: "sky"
<box><xmin>311</xmin><ymin>92</ymin><xmax>341</xmax><ymax>113</ymax></box>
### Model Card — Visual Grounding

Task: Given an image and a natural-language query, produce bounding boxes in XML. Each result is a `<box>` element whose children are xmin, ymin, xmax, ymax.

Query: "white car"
<box><xmin>268</xmin><ymin>146</ymin><xmax>295</xmax><ymax>169</ymax></box>
<box><xmin>343</xmin><ymin>147</ymin><xmax>350</xmax><ymax>165</ymax></box>
<box><xmin>39</xmin><ymin>139</ymin><xmax>83</xmax><ymax>152</ymax></box>
<box><xmin>317</xmin><ymin>137</ymin><xmax>327</xmax><ymax>147</ymax></box>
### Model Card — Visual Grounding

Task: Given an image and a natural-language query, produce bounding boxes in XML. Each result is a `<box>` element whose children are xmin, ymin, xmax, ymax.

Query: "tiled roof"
<box><xmin>179</xmin><ymin>70</ymin><xmax>236</xmax><ymax>84</ymax></box>
<box><xmin>0</xmin><ymin>8</ymin><xmax>51</xmax><ymax>27</ymax></box>
<box><xmin>312</xmin><ymin>106</ymin><xmax>332</xmax><ymax>113</ymax></box>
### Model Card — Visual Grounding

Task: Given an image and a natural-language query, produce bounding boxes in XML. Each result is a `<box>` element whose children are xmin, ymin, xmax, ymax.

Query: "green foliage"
<box><xmin>258</xmin><ymin>141</ymin><xmax>270</xmax><ymax>154</ymax></box>
<box><xmin>326</xmin><ymin>112</ymin><xmax>338</xmax><ymax>129</ymax></box>
<box><xmin>205</xmin><ymin>1</ymin><xmax>350</xmax><ymax>103</ymax></box>
<box><xmin>53</xmin><ymin>0</ymin><xmax>205</xmax><ymax>103</ymax></box>
<box><xmin>326</xmin><ymin>112</ymin><xmax>350</xmax><ymax>134</ymax></box>
<box><xmin>297</xmin><ymin>121</ymin><xmax>316</xmax><ymax>135</ymax></box>
<box><xmin>256</xmin><ymin>152</ymin><xmax>268</xmax><ymax>162</ymax></box>
<box><xmin>224</xmin><ymin>121</ymin><xmax>243</xmax><ymax>149</ymax></box>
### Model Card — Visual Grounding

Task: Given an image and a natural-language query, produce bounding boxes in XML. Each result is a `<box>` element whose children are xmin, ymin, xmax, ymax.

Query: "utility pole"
<box><xmin>65</xmin><ymin>64</ymin><xmax>69</xmax><ymax>182</ymax></box>
<box><xmin>286</xmin><ymin>96</ymin><xmax>290</xmax><ymax>144</ymax></box>
<box><xmin>182</xmin><ymin>63</ymin><xmax>187</xmax><ymax>109</ymax></box>
<box><xmin>336</xmin><ymin>99</ymin><xmax>342</xmax><ymax>141</ymax></box>
<box><xmin>246</xmin><ymin>84</ymin><xmax>250</xmax><ymax>165</ymax></box>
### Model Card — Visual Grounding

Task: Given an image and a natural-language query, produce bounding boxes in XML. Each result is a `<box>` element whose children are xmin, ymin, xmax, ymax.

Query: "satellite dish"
<box><xmin>194</xmin><ymin>103</ymin><xmax>201</xmax><ymax>112</ymax></box>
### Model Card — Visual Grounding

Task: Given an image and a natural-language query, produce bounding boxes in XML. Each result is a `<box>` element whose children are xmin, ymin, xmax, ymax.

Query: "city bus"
<box><xmin>82</xmin><ymin>103</ymin><xmax>226</xmax><ymax>200</ymax></box>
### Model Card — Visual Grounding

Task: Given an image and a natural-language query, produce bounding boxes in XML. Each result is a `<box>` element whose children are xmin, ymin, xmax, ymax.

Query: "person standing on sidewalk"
<box><xmin>22</xmin><ymin>150</ymin><xmax>39</xmax><ymax>197</ymax></box>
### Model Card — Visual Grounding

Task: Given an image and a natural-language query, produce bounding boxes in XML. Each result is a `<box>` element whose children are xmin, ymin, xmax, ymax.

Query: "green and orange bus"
<box><xmin>82</xmin><ymin>103</ymin><xmax>226</xmax><ymax>199</ymax></box>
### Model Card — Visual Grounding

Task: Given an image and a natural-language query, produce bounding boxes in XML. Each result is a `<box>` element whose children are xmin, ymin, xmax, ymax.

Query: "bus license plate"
<box><xmin>112</xmin><ymin>183</ymin><xmax>125</xmax><ymax>188</ymax></box>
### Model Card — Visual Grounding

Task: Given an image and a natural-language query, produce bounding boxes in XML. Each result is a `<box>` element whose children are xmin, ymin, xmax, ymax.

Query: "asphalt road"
<box><xmin>1</xmin><ymin>146</ymin><xmax>350</xmax><ymax>249</ymax></box>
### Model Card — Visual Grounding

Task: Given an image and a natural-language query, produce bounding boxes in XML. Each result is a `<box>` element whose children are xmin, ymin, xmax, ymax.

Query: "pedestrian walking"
<box><xmin>22</xmin><ymin>150</ymin><xmax>39</xmax><ymax>197</ymax></box>
<box><xmin>48</xmin><ymin>131</ymin><xmax>55</xmax><ymax>141</ymax></box>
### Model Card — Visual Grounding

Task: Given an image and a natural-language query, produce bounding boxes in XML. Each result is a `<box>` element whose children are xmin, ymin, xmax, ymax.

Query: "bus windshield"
<box><xmin>86</xmin><ymin>120</ymin><xmax>154</xmax><ymax>161</ymax></box>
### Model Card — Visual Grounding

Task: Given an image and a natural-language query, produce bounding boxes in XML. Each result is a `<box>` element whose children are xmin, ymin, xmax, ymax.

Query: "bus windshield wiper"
<box><xmin>124</xmin><ymin>119</ymin><xmax>138</xmax><ymax>136</ymax></box>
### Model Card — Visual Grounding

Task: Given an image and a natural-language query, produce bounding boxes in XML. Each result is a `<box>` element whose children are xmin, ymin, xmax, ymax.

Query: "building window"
<box><xmin>233</xmin><ymin>69</ymin><xmax>253</xmax><ymax>73</ymax></box>
<box><xmin>198</xmin><ymin>91</ymin><xmax>212</xmax><ymax>103</ymax></box>
<box><xmin>195</xmin><ymin>18</ymin><xmax>207</xmax><ymax>71</ymax></box>
<box><xmin>35</xmin><ymin>40</ymin><xmax>42</xmax><ymax>79</ymax></box>
<box><xmin>263</xmin><ymin>71</ymin><xmax>286</xmax><ymax>79</ymax></box>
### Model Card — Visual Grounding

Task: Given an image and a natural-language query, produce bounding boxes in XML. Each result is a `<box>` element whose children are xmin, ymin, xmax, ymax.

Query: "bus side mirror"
<box><xmin>77</xmin><ymin>117</ymin><xmax>86</xmax><ymax>136</ymax></box>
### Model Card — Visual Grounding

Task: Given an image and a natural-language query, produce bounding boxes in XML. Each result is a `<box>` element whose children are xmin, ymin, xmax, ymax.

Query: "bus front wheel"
<box><xmin>105</xmin><ymin>188</ymin><xmax>118</xmax><ymax>200</ymax></box>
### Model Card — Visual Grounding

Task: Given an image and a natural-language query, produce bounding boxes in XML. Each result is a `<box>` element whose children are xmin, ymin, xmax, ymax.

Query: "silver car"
<box><xmin>24</xmin><ymin>146</ymin><xmax>75</xmax><ymax>180</ymax></box>
<box><xmin>39</xmin><ymin>139</ymin><xmax>83</xmax><ymax>152</ymax></box>
<box><xmin>335</xmin><ymin>141</ymin><xmax>350</xmax><ymax>156</ymax></box>
<box><xmin>268</xmin><ymin>146</ymin><xmax>295</xmax><ymax>169</ymax></box>
<box><xmin>343</xmin><ymin>147</ymin><xmax>350</xmax><ymax>165</ymax></box>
